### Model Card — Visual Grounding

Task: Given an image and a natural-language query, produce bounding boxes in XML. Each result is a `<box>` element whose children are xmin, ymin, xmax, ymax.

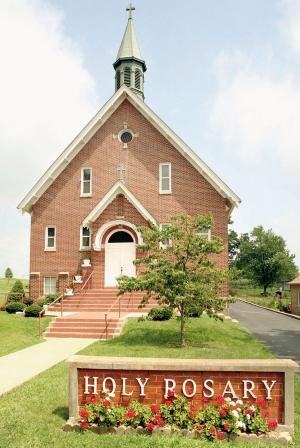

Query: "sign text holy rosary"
<box><xmin>83</xmin><ymin>375</ymin><xmax>277</xmax><ymax>400</ymax></box>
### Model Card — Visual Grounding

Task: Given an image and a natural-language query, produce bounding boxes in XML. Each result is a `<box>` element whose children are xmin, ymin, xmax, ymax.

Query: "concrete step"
<box><xmin>51</xmin><ymin>322</ymin><xmax>121</xmax><ymax>329</ymax></box>
<box><xmin>44</xmin><ymin>331</ymin><xmax>114</xmax><ymax>339</ymax></box>
<box><xmin>46</xmin><ymin>326</ymin><xmax>117</xmax><ymax>333</ymax></box>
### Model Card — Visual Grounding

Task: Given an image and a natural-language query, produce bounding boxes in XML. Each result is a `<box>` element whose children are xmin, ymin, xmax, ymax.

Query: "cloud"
<box><xmin>0</xmin><ymin>0</ymin><xmax>98</xmax><ymax>277</ymax></box>
<box><xmin>210</xmin><ymin>51</ymin><xmax>300</xmax><ymax>173</ymax></box>
<box><xmin>280</xmin><ymin>0</ymin><xmax>300</xmax><ymax>53</ymax></box>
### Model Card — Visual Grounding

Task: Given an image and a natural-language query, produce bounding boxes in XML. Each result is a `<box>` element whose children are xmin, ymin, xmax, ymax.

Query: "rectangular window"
<box><xmin>44</xmin><ymin>277</ymin><xmax>56</xmax><ymax>295</ymax></box>
<box><xmin>81</xmin><ymin>168</ymin><xmax>92</xmax><ymax>196</ymax></box>
<box><xmin>298</xmin><ymin>291</ymin><xmax>300</xmax><ymax>308</ymax></box>
<box><xmin>160</xmin><ymin>223</ymin><xmax>171</xmax><ymax>247</ymax></box>
<box><xmin>81</xmin><ymin>226</ymin><xmax>91</xmax><ymax>249</ymax></box>
<box><xmin>45</xmin><ymin>226</ymin><xmax>56</xmax><ymax>250</ymax></box>
<box><xmin>159</xmin><ymin>163</ymin><xmax>172</xmax><ymax>194</ymax></box>
<box><xmin>198</xmin><ymin>229</ymin><xmax>212</xmax><ymax>240</ymax></box>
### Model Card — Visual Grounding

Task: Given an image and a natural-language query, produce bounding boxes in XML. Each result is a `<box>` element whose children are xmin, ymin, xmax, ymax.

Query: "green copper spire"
<box><xmin>113</xmin><ymin>4</ymin><xmax>147</xmax><ymax>100</ymax></box>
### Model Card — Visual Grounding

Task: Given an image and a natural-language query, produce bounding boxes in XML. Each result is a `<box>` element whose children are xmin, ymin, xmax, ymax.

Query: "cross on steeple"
<box><xmin>126</xmin><ymin>3</ymin><xmax>135</xmax><ymax>19</ymax></box>
<box><xmin>117</xmin><ymin>163</ymin><xmax>126</xmax><ymax>181</ymax></box>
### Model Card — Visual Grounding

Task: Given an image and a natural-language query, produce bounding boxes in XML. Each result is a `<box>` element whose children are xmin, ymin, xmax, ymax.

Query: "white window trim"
<box><xmin>45</xmin><ymin>225</ymin><xmax>56</xmax><ymax>251</ymax></box>
<box><xmin>298</xmin><ymin>291</ymin><xmax>300</xmax><ymax>308</ymax></box>
<box><xmin>159</xmin><ymin>223</ymin><xmax>172</xmax><ymax>248</ymax></box>
<box><xmin>80</xmin><ymin>226</ymin><xmax>91</xmax><ymax>250</ymax></box>
<box><xmin>198</xmin><ymin>229</ymin><xmax>212</xmax><ymax>241</ymax></box>
<box><xmin>159</xmin><ymin>163</ymin><xmax>172</xmax><ymax>194</ymax></box>
<box><xmin>44</xmin><ymin>277</ymin><xmax>57</xmax><ymax>295</ymax></box>
<box><xmin>80</xmin><ymin>167</ymin><xmax>92</xmax><ymax>197</ymax></box>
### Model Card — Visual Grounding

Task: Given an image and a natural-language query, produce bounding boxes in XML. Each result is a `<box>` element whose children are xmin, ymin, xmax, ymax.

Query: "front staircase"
<box><xmin>44</xmin><ymin>288</ymin><xmax>156</xmax><ymax>339</ymax></box>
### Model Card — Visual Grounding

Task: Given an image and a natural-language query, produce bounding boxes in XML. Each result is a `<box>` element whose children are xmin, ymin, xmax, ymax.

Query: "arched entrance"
<box><xmin>104</xmin><ymin>229</ymin><xmax>136</xmax><ymax>287</ymax></box>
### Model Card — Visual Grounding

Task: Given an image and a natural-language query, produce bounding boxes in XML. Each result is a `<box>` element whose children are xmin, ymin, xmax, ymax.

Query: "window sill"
<box><xmin>159</xmin><ymin>191</ymin><xmax>172</xmax><ymax>195</ymax></box>
<box><xmin>79</xmin><ymin>247</ymin><xmax>92</xmax><ymax>251</ymax></box>
<box><xmin>44</xmin><ymin>248</ymin><xmax>56</xmax><ymax>252</ymax></box>
<box><xmin>80</xmin><ymin>194</ymin><xmax>92</xmax><ymax>198</ymax></box>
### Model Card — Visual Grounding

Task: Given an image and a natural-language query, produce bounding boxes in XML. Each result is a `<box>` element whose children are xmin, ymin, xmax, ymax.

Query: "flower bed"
<box><xmin>76</xmin><ymin>390</ymin><xmax>282</xmax><ymax>442</ymax></box>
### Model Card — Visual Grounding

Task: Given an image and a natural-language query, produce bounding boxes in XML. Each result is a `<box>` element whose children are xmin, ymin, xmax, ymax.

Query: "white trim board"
<box><xmin>17</xmin><ymin>85</ymin><xmax>241</xmax><ymax>213</ymax></box>
<box><xmin>83</xmin><ymin>180</ymin><xmax>157</xmax><ymax>227</ymax></box>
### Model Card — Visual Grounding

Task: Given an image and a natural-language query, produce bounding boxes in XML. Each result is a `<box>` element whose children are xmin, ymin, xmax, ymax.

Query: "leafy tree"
<box><xmin>7</xmin><ymin>279</ymin><xmax>25</xmax><ymax>302</ymax></box>
<box><xmin>228</xmin><ymin>229</ymin><xmax>241</xmax><ymax>267</ymax></box>
<box><xmin>235</xmin><ymin>226</ymin><xmax>298</xmax><ymax>294</ymax></box>
<box><xmin>5</xmin><ymin>267</ymin><xmax>13</xmax><ymax>283</ymax></box>
<box><xmin>117</xmin><ymin>214</ymin><xmax>228</xmax><ymax>347</ymax></box>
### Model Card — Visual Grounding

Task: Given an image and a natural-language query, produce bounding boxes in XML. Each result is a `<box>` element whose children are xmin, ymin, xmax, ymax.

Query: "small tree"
<box><xmin>117</xmin><ymin>214</ymin><xmax>227</xmax><ymax>347</ymax></box>
<box><xmin>5</xmin><ymin>267</ymin><xmax>13</xmax><ymax>283</ymax></box>
<box><xmin>236</xmin><ymin>226</ymin><xmax>298</xmax><ymax>294</ymax></box>
<box><xmin>7</xmin><ymin>279</ymin><xmax>25</xmax><ymax>302</ymax></box>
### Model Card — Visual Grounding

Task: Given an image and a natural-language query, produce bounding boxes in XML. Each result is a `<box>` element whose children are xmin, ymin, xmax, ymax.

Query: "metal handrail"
<box><xmin>80</xmin><ymin>270</ymin><xmax>94</xmax><ymax>294</ymax></box>
<box><xmin>104</xmin><ymin>294</ymin><xmax>123</xmax><ymax>340</ymax></box>
<box><xmin>38</xmin><ymin>293</ymin><xmax>63</xmax><ymax>337</ymax></box>
<box><xmin>0</xmin><ymin>292</ymin><xmax>28</xmax><ymax>304</ymax></box>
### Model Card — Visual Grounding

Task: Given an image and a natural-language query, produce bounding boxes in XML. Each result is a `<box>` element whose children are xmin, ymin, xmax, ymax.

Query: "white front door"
<box><xmin>105</xmin><ymin>242</ymin><xmax>136</xmax><ymax>287</ymax></box>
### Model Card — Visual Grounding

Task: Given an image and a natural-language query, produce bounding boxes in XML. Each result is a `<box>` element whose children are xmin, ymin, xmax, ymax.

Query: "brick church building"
<box><xmin>18</xmin><ymin>6</ymin><xmax>240</xmax><ymax>311</ymax></box>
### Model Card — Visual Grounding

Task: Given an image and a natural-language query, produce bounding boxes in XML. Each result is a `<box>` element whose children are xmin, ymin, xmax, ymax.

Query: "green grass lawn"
<box><xmin>0</xmin><ymin>277</ymin><xmax>29</xmax><ymax>304</ymax></box>
<box><xmin>0</xmin><ymin>312</ymin><xmax>52</xmax><ymax>356</ymax></box>
<box><xmin>0</xmin><ymin>316</ymin><xmax>298</xmax><ymax>448</ymax></box>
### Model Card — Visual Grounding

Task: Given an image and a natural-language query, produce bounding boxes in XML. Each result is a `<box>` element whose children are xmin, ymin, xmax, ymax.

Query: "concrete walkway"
<box><xmin>0</xmin><ymin>337</ymin><xmax>95</xmax><ymax>396</ymax></box>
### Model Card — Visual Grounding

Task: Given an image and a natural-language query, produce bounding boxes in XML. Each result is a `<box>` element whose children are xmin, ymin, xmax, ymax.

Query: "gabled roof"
<box><xmin>289</xmin><ymin>275</ymin><xmax>300</xmax><ymax>285</ymax></box>
<box><xmin>17</xmin><ymin>85</ymin><xmax>241</xmax><ymax>213</ymax></box>
<box><xmin>83</xmin><ymin>181</ymin><xmax>157</xmax><ymax>227</ymax></box>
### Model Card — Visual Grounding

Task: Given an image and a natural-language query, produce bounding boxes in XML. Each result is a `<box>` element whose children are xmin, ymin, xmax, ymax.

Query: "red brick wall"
<box><xmin>78</xmin><ymin>368</ymin><xmax>284</xmax><ymax>423</ymax></box>
<box><xmin>29</xmin><ymin>99</ymin><xmax>229</xmax><ymax>297</ymax></box>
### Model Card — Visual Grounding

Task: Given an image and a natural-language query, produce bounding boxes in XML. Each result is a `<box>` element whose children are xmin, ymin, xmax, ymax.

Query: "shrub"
<box><xmin>25</xmin><ymin>305</ymin><xmax>43</xmax><ymax>317</ymax></box>
<box><xmin>6</xmin><ymin>302</ymin><xmax>26</xmax><ymax>314</ymax></box>
<box><xmin>147</xmin><ymin>307</ymin><xmax>173</xmax><ymax>321</ymax></box>
<box><xmin>36</xmin><ymin>297</ymin><xmax>46</xmax><ymax>307</ymax></box>
<box><xmin>7</xmin><ymin>279</ymin><xmax>25</xmax><ymax>302</ymax></box>
<box><xmin>23</xmin><ymin>296</ymin><xmax>33</xmax><ymax>306</ymax></box>
<box><xmin>0</xmin><ymin>303</ymin><xmax>7</xmax><ymax>311</ymax></box>
<box><xmin>45</xmin><ymin>293</ymin><xmax>59</xmax><ymax>303</ymax></box>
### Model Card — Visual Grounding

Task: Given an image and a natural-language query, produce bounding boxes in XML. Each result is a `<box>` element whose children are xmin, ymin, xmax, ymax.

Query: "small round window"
<box><xmin>120</xmin><ymin>130</ymin><xmax>133</xmax><ymax>144</ymax></box>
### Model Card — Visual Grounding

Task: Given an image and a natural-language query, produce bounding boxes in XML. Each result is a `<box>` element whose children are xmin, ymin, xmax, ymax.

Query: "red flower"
<box><xmin>217</xmin><ymin>432</ymin><xmax>225</xmax><ymax>440</ymax></box>
<box><xmin>210</xmin><ymin>426</ymin><xmax>216</xmax><ymax>434</ymax></box>
<box><xmin>153</xmin><ymin>416</ymin><xmax>164</xmax><ymax>426</ymax></box>
<box><xmin>81</xmin><ymin>421</ymin><xmax>89</xmax><ymax>429</ymax></box>
<box><xmin>223</xmin><ymin>423</ymin><xmax>230</xmax><ymax>431</ymax></box>
<box><xmin>157</xmin><ymin>417</ymin><xmax>164</xmax><ymax>427</ymax></box>
<box><xmin>189</xmin><ymin>411</ymin><xmax>194</xmax><ymax>418</ymax></box>
<box><xmin>190</xmin><ymin>404</ymin><xmax>197</xmax><ymax>411</ymax></box>
<box><xmin>248</xmin><ymin>400</ymin><xmax>255</xmax><ymax>406</ymax></box>
<box><xmin>257</xmin><ymin>398</ymin><xmax>266</xmax><ymax>407</ymax></box>
<box><xmin>268</xmin><ymin>419</ymin><xmax>278</xmax><ymax>430</ymax></box>
<box><xmin>147</xmin><ymin>422</ymin><xmax>154</xmax><ymax>431</ymax></box>
<box><xmin>90</xmin><ymin>397</ymin><xmax>98</xmax><ymax>404</ymax></box>
<box><xmin>167</xmin><ymin>390</ymin><xmax>175</xmax><ymax>397</ymax></box>
<box><xmin>127</xmin><ymin>409</ymin><xmax>136</xmax><ymax>419</ymax></box>
<box><xmin>219</xmin><ymin>409</ymin><xmax>227</xmax><ymax>417</ymax></box>
<box><xmin>150</xmin><ymin>404</ymin><xmax>159</xmax><ymax>414</ymax></box>
<box><xmin>165</xmin><ymin>400</ymin><xmax>173</xmax><ymax>406</ymax></box>
<box><xmin>79</xmin><ymin>409</ymin><xmax>89</xmax><ymax>419</ymax></box>
<box><xmin>246</xmin><ymin>409</ymin><xmax>254</xmax><ymax>416</ymax></box>
<box><xmin>202</xmin><ymin>396</ymin><xmax>209</xmax><ymax>403</ymax></box>
<box><xmin>102</xmin><ymin>400</ymin><xmax>110</xmax><ymax>407</ymax></box>
<box><xmin>216</xmin><ymin>396</ymin><xmax>225</xmax><ymax>405</ymax></box>
<box><xmin>263</xmin><ymin>409</ymin><xmax>270</xmax><ymax>418</ymax></box>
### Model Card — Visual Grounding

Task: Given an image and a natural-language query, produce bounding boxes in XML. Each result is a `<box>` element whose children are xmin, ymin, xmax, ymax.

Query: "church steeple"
<box><xmin>113</xmin><ymin>4</ymin><xmax>146</xmax><ymax>100</ymax></box>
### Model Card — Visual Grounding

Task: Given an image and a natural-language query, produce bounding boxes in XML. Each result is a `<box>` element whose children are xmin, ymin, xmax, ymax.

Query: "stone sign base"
<box><xmin>63</xmin><ymin>418</ymin><xmax>292</xmax><ymax>446</ymax></box>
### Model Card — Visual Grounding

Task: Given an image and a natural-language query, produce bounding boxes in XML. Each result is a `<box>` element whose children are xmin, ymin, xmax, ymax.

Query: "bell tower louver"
<box><xmin>113</xmin><ymin>4</ymin><xmax>146</xmax><ymax>100</ymax></box>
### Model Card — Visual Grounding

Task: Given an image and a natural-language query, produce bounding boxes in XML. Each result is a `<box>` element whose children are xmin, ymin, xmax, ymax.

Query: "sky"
<box><xmin>0</xmin><ymin>0</ymin><xmax>300</xmax><ymax>278</ymax></box>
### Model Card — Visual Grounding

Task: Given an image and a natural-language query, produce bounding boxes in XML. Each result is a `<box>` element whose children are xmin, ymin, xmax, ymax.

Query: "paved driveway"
<box><xmin>229</xmin><ymin>300</ymin><xmax>300</xmax><ymax>366</ymax></box>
